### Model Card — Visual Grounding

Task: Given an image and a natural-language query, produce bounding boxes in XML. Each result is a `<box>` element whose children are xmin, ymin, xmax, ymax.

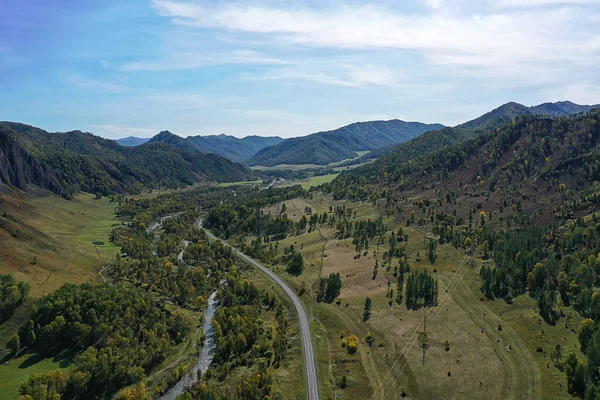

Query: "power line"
<box><xmin>370</xmin><ymin>254</ymin><xmax>473</xmax><ymax>399</ymax></box>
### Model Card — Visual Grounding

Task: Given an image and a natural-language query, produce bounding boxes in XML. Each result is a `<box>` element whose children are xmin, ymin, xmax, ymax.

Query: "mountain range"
<box><xmin>2</xmin><ymin>100</ymin><xmax>598</xmax><ymax>199</ymax></box>
<box><xmin>0</xmin><ymin>122</ymin><xmax>248</xmax><ymax>198</ymax></box>
<box><xmin>328</xmin><ymin>108</ymin><xmax>600</xmax><ymax>208</ymax></box>
<box><xmin>346</xmin><ymin>100</ymin><xmax>600</xmax><ymax>168</ymax></box>
<box><xmin>118</xmin><ymin>100</ymin><xmax>596</xmax><ymax>169</ymax></box>
<box><xmin>118</xmin><ymin>132</ymin><xmax>283</xmax><ymax>163</ymax></box>
<box><xmin>245</xmin><ymin>120</ymin><xmax>446</xmax><ymax>167</ymax></box>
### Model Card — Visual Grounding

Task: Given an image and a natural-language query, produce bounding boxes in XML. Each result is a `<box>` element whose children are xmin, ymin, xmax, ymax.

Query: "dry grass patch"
<box><xmin>0</xmin><ymin>188</ymin><xmax>120</xmax><ymax>296</ymax></box>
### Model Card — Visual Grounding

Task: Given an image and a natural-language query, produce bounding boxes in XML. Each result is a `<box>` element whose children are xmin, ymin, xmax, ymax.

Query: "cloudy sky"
<box><xmin>0</xmin><ymin>0</ymin><xmax>599</xmax><ymax>139</ymax></box>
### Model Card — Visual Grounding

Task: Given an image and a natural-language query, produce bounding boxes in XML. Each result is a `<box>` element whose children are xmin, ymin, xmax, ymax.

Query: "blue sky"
<box><xmin>0</xmin><ymin>0</ymin><xmax>599</xmax><ymax>139</ymax></box>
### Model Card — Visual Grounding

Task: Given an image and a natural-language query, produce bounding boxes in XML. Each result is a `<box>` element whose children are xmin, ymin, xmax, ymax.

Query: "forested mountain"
<box><xmin>147</xmin><ymin>130</ymin><xmax>198</xmax><ymax>153</ymax></box>
<box><xmin>457</xmin><ymin>101</ymin><xmax>599</xmax><ymax>132</ymax></box>
<box><xmin>345</xmin><ymin>101</ymin><xmax>600</xmax><ymax>173</ymax></box>
<box><xmin>329</xmin><ymin>111</ymin><xmax>600</xmax><ymax>206</ymax></box>
<box><xmin>246</xmin><ymin>120</ymin><xmax>445</xmax><ymax>167</ymax></box>
<box><xmin>145</xmin><ymin>131</ymin><xmax>283</xmax><ymax>162</ymax></box>
<box><xmin>0</xmin><ymin>122</ymin><xmax>249</xmax><ymax>198</ymax></box>
<box><xmin>457</xmin><ymin>101</ymin><xmax>533</xmax><ymax>132</ymax></box>
<box><xmin>115</xmin><ymin>136</ymin><xmax>150</xmax><ymax>146</ymax></box>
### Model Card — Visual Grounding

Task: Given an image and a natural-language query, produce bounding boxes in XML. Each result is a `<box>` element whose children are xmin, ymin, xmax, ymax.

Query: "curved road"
<box><xmin>200</xmin><ymin>220</ymin><xmax>320</xmax><ymax>400</ymax></box>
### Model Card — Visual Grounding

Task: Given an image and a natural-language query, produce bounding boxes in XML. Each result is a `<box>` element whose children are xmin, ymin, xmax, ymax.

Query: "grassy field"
<box><xmin>303</xmin><ymin>174</ymin><xmax>339</xmax><ymax>189</ymax></box>
<box><xmin>0</xmin><ymin>351</ymin><xmax>75</xmax><ymax>400</ymax></box>
<box><xmin>217</xmin><ymin>179</ymin><xmax>263</xmax><ymax>187</ymax></box>
<box><xmin>129</xmin><ymin>182</ymin><xmax>211</xmax><ymax>200</ymax></box>
<box><xmin>250</xmin><ymin>151</ymin><xmax>372</xmax><ymax>172</ymax></box>
<box><xmin>0</xmin><ymin>187</ymin><xmax>121</xmax><ymax>296</ymax></box>
<box><xmin>277</xmin><ymin>173</ymin><xmax>340</xmax><ymax>190</ymax></box>
<box><xmin>490</xmin><ymin>294</ymin><xmax>583</xmax><ymax>399</ymax></box>
<box><xmin>248</xmin><ymin>192</ymin><xmax>580</xmax><ymax>399</ymax></box>
<box><xmin>0</xmin><ymin>188</ymin><xmax>122</xmax><ymax>398</ymax></box>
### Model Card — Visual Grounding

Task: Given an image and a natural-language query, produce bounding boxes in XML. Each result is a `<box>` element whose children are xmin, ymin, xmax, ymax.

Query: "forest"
<box><xmin>1</xmin><ymin>184</ymin><xmax>304</xmax><ymax>400</ymax></box>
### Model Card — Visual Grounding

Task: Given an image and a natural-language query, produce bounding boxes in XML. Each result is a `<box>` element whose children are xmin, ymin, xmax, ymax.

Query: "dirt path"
<box><xmin>454</xmin><ymin>277</ymin><xmax>542</xmax><ymax>400</ymax></box>
<box><xmin>98</xmin><ymin>264</ymin><xmax>111</xmax><ymax>283</ymax></box>
<box><xmin>328</xmin><ymin>305</ymin><xmax>389</xmax><ymax>397</ymax></box>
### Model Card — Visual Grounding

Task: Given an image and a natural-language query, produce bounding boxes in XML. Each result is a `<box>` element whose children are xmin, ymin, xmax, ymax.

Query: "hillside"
<box><xmin>345</xmin><ymin>100</ymin><xmax>600</xmax><ymax>174</ymax></box>
<box><xmin>146</xmin><ymin>131</ymin><xmax>283</xmax><ymax>162</ymax></box>
<box><xmin>246</xmin><ymin>120</ymin><xmax>445</xmax><ymax>167</ymax></box>
<box><xmin>0</xmin><ymin>122</ymin><xmax>249</xmax><ymax>197</ymax></box>
<box><xmin>329</xmin><ymin>111</ymin><xmax>600</xmax><ymax>208</ymax></box>
<box><xmin>115</xmin><ymin>136</ymin><xmax>150</xmax><ymax>146</ymax></box>
<box><xmin>322</xmin><ymin>111</ymin><xmax>600</xmax><ymax>400</ymax></box>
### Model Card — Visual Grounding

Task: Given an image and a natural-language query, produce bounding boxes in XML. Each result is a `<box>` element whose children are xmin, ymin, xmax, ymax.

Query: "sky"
<box><xmin>0</xmin><ymin>0</ymin><xmax>599</xmax><ymax>139</ymax></box>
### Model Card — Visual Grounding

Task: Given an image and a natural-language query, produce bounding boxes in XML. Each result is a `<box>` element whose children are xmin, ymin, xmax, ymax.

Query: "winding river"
<box><xmin>158</xmin><ymin>290</ymin><xmax>219</xmax><ymax>400</ymax></box>
<box><xmin>151</xmin><ymin>215</ymin><xmax>219</xmax><ymax>400</ymax></box>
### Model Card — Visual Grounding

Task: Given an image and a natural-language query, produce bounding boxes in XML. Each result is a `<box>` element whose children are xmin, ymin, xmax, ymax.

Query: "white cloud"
<box><xmin>498</xmin><ymin>0</ymin><xmax>600</xmax><ymax>7</ymax></box>
<box><xmin>90</xmin><ymin>124</ymin><xmax>157</xmax><ymax>138</ymax></box>
<box><xmin>120</xmin><ymin>49</ymin><xmax>290</xmax><ymax>71</ymax></box>
<box><xmin>345</xmin><ymin>65</ymin><xmax>398</xmax><ymax>86</ymax></box>
<box><xmin>150</xmin><ymin>1</ymin><xmax>599</xmax><ymax>72</ymax></box>
<box><xmin>243</xmin><ymin>64</ymin><xmax>399</xmax><ymax>87</ymax></box>
<box><xmin>66</xmin><ymin>75</ymin><xmax>128</xmax><ymax>93</ymax></box>
<box><xmin>422</xmin><ymin>0</ymin><xmax>445</xmax><ymax>10</ymax></box>
<box><xmin>541</xmin><ymin>82</ymin><xmax>600</xmax><ymax>105</ymax></box>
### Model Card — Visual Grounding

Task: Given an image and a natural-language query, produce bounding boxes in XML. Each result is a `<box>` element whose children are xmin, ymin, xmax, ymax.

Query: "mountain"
<box><xmin>186</xmin><ymin>134</ymin><xmax>283</xmax><ymax>162</ymax></box>
<box><xmin>344</xmin><ymin>100</ymin><xmax>600</xmax><ymax>176</ymax></box>
<box><xmin>0</xmin><ymin>122</ymin><xmax>249</xmax><ymax>198</ymax></box>
<box><xmin>147</xmin><ymin>131</ymin><xmax>284</xmax><ymax>162</ymax></box>
<box><xmin>328</xmin><ymin>110</ymin><xmax>600</xmax><ymax>204</ymax></box>
<box><xmin>115</xmin><ymin>136</ymin><xmax>150</xmax><ymax>146</ymax></box>
<box><xmin>457</xmin><ymin>100</ymin><xmax>600</xmax><ymax>132</ymax></box>
<box><xmin>246</xmin><ymin>120</ymin><xmax>446</xmax><ymax>167</ymax></box>
<box><xmin>148</xmin><ymin>130</ymin><xmax>198</xmax><ymax>154</ymax></box>
<box><xmin>456</xmin><ymin>101</ymin><xmax>533</xmax><ymax>132</ymax></box>
<box><xmin>0</xmin><ymin>129</ymin><xmax>65</xmax><ymax>195</ymax></box>
<box><xmin>530</xmin><ymin>100</ymin><xmax>600</xmax><ymax>116</ymax></box>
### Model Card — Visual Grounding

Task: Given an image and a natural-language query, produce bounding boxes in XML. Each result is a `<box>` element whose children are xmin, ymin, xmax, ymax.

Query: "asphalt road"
<box><xmin>200</xmin><ymin>220</ymin><xmax>320</xmax><ymax>400</ymax></box>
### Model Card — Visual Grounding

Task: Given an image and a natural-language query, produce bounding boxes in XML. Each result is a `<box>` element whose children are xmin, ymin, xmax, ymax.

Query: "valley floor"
<box><xmin>0</xmin><ymin>186</ymin><xmax>584</xmax><ymax>399</ymax></box>
<box><xmin>254</xmin><ymin>193</ymin><xmax>581</xmax><ymax>399</ymax></box>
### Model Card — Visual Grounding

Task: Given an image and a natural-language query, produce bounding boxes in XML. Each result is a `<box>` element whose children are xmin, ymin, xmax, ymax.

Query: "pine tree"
<box><xmin>363</xmin><ymin>297</ymin><xmax>372</xmax><ymax>322</ymax></box>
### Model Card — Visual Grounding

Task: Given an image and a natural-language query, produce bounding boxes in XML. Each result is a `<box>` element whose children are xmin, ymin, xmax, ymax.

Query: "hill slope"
<box><xmin>146</xmin><ymin>131</ymin><xmax>283</xmax><ymax>162</ymax></box>
<box><xmin>329</xmin><ymin>111</ymin><xmax>600</xmax><ymax>204</ymax></box>
<box><xmin>246</xmin><ymin>120</ymin><xmax>445</xmax><ymax>167</ymax></box>
<box><xmin>346</xmin><ymin>101</ymin><xmax>600</xmax><ymax>175</ymax></box>
<box><xmin>0</xmin><ymin>122</ymin><xmax>249</xmax><ymax>197</ymax></box>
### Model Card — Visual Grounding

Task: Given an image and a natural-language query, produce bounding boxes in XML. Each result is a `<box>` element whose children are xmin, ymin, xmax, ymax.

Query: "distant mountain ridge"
<box><xmin>347</xmin><ymin>100</ymin><xmax>600</xmax><ymax>168</ymax></box>
<box><xmin>121</xmin><ymin>131</ymin><xmax>284</xmax><ymax>163</ymax></box>
<box><xmin>0</xmin><ymin>122</ymin><xmax>249</xmax><ymax>198</ymax></box>
<box><xmin>115</xmin><ymin>136</ymin><xmax>150</xmax><ymax>146</ymax></box>
<box><xmin>457</xmin><ymin>100</ymin><xmax>600</xmax><ymax>132</ymax></box>
<box><xmin>329</xmin><ymin>109</ymin><xmax>600</xmax><ymax>203</ymax></box>
<box><xmin>246</xmin><ymin>119</ymin><xmax>446</xmax><ymax>167</ymax></box>
<box><xmin>186</xmin><ymin>134</ymin><xmax>284</xmax><ymax>162</ymax></box>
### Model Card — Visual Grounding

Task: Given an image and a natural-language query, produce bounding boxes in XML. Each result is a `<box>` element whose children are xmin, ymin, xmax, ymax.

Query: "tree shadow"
<box><xmin>18</xmin><ymin>353</ymin><xmax>44</xmax><ymax>369</ymax></box>
<box><xmin>18</xmin><ymin>350</ymin><xmax>75</xmax><ymax>369</ymax></box>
